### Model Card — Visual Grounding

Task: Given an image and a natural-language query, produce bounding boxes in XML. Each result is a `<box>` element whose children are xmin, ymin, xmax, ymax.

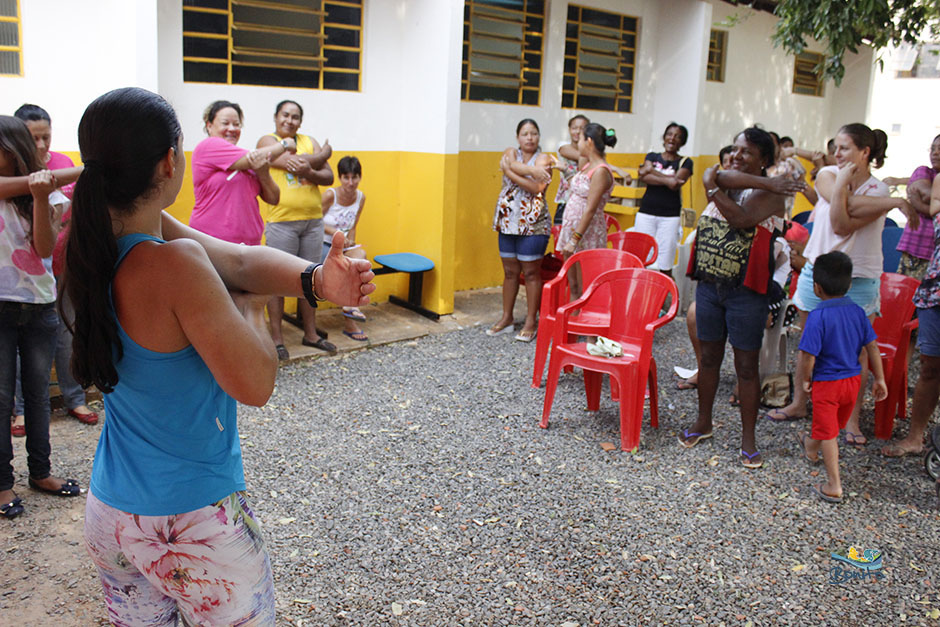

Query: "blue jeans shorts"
<box><xmin>497</xmin><ymin>233</ymin><xmax>549</xmax><ymax>263</ymax></box>
<box><xmin>695</xmin><ymin>282</ymin><xmax>769</xmax><ymax>352</ymax></box>
<box><xmin>794</xmin><ymin>262</ymin><xmax>880</xmax><ymax>316</ymax></box>
<box><xmin>917</xmin><ymin>306</ymin><xmax>940</xmax><ymax>357</ymax></box>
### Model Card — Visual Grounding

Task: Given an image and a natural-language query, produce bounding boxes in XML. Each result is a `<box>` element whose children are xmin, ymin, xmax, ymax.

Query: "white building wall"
<box><xmin>0</xmin><ymin>0</ymin><xmax>161</xmax><ymax>152</ymax></box>
<box><xmin>458</xmin><ymin>0</ymin><xmax>663</xmax><ymax>156</ymax></box>
<box><xmin>868</xmin><ymin>50</ymin><xmax>940</xmax><ymax>179</ymax></box>
<box><xmin>157</xmin><ymin>0</ymin><xmax>462</xmax><ymax>154</ymax></box>
<box><xmin>699</xmin><ymin>0</ymin><xmax>873</xmax><ymax>154</ymax></box>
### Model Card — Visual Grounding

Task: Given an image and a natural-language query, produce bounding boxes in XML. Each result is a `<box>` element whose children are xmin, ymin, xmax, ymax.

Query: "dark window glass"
<box><xmin>326</xmin><ymin>4</ymin><xmax>360</xmax><ymax>26</ymax></box>
<box><xmin>0</xmin><ymin>0</ymin><xmax>17</xmax><ymax>18</ymax></box>
<box><xmin>524</xmin><ymin>53</ymin><xmax>541</xmax><ymax>71</ymax></box>
<box><xmin>324</xmin><ymin>49</ymin><xmax>358</xmax><ymax>70</ymax></box>
<box><xmin>620</xmin><ymin>66</ymin><xmax>633</xmax><ymax>81</ymax></box>
<box><xmin>561</xmin><ymin>92</ymin><xmax>574</xmax><ymax>108</ymax></box>
<box><xmin>563</xmin><ymin>76</ymin><xmax>575</xmax><ymax>91</ymax></box>
<box><xmin>184</xmin><ymin>36</ymin><xmax>227</xmax><ymax>59</ymax></box>
<box><xmin>468</xmin><ymin>84</ymin><xmax>518</xmax><ymax>103</ymax></box>
<box><xmin>233</xmin><ymin>64</ymin><xmax>319</xmax><ymax>88</ymax></box>
<box><xmin>324</xmin><ymin>26</ymin><xmax>359</xmax><ymax>48</ymax></box>
<box><xmin>323</xmin><ymin>71</ymin><xmax>359</xmax><ymax>91</ymax></box>
<box><xmin>524</xmin><ymin>70</ymin><xmax>539</xmax><ymax>88</ymax></box>
<box><xmin>624</xmin><ymin>17</ymin><xmax>637</xmax><ymax>31</ymax></box>
<box><xmin>581</xmin><ymin>8</ymin><xmax>619</xmax><ymax>29</ymax></box>
<box><xmin>526</xmin><ymin>16</ymin><xmax>542</xmax><ymax>33</ymax></box>
<box><xmin>462</xmin><ymin>64</ymin><xmax>468</xmax><ymax>80</ymax></box>
<box><xmin>621</xmin><ymin>49</ymin><xmax>634</xmax><ymax>65</ymax></box>
<box><xmin>564</xmin><ymin>40</ymin><xmax>577</xmax><ymax>57</ymax></box>
<box><xmin>579</xmin><ymin>95</ymin><xmax>615</xmax><ymax>110</ymax></box>
<box><xmin>184</xmin><ymin>0</ymin><xmax>227</xmax><ymax>8</ymax></box>
<box><xmin>183</xmin><ymin>10</ymin><xmax>227</xmax><ymax>35</ymax></box>
<box><xmin>617</xmin><ymin>99</ymin><xmax>631</xmax><ymax>113</ymax></box>
<box><xmin>183</xmin><ymin>61</ymin><xmax>227</xmax><ymax>83</ymax></box>
<box><xmin>566</xmin><ymin>22</ymin><xmax>578</xmax><ymax>39</ymax></box>
<box><xmin>564</xmin><ymin>57</ymin><xmax>576</xmax><ymax>74</ymax></box>
<box><xmin>0</xmin><ymin>50</ymin><xmax>19</xmax><ymax>74</ymax></box>
<box><xmin>521</xmin><ymin>90</ymin><xmax>538</xmax><ymax>105</ymax></box>
<box><xmin>0</xmin><ymin>20</ymin><xmax>16</xmax><ymax>46</ymax></box>
<box><xmin>526</xmin><ymin>0</ymin><xmax>544</xmax><ymax>13</ymax></box>
<box><xmin>567</xmin><ymin>5</ymin><xmax>578</xmax><ymax>20</ymax></box>
<box><xmin>623</xmin><ymin>34</ymin><xmax>635</xmax><ymax>48</ymax></box>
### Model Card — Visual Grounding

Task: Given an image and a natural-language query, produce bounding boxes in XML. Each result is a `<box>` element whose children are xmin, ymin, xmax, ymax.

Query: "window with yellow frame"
<box><xmin>792</xmin><ymin>50</ymin><xmax>825</xmax><ymax>97</ymax></box>
<box><xmin>0</xmin><ymin>0</ymin><xmax>22</xmax><ymax>76</ymax></box>
<box><xmin>183</xmin><ymin>0</ymin><xmax>361</xmax><ymax>91</ymax></box>
<box><xmin>461</xmin><ymin>0</ymin><xmax>544</xmax><ymax>106</ymax></box>
<box><xmin>562</xmin><ymin>4</ymin><xmax>638</xmax><ymax>113</ymax></box>
<box><xmin>706</xmin><ymin>29</ymin><xmax>726</xmax><ymax>82</ymax></box>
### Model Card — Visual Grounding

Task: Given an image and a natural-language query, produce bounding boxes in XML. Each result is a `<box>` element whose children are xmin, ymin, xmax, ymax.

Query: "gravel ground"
<box><xmin>3</xmin><ymin>313</ymin><xmax>940</xmax><ymax>625</ymax></box>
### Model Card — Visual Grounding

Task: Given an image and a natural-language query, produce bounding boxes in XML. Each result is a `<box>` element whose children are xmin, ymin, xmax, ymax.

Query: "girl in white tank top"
<box><xmin>322</xmin><ymin>156</ymin><xmax>368</xmax><ymax>341</ymax></box>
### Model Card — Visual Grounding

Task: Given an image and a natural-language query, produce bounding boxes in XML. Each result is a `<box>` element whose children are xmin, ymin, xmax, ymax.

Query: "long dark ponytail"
<box><xmin>0</xmin><ymin>115</ymin><xmax>44</xmax><ymax>230</ymax></box>
<box><xmin>64</xmin><ymin>87</ymin><xmax>181</xmax><ymax>393</ymax></box>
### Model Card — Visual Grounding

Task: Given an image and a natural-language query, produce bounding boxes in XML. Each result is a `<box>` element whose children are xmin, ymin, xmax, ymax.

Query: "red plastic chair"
<box><xmin>605</xmin><ymin>214</ymin><xmax>621</xmax><ymax>235</ymax></box>
<box><xmin>531</xmin><ymin>248</ymin><xmax>643</xmax><ymax>388</ymax></box>
<box><xmin>873</xmin><ymin>273</ymin><xmax>920</xmax><ymax>440</ymax></box>
<box><xmin>541</xmin><ymin>268</ymin><xmax>678</xmax><ymax>451</ymax></box>
<box><xmin>608</xmin><ymin>231</ymin><xmax>658</xmax><ymax>267</ymax></box>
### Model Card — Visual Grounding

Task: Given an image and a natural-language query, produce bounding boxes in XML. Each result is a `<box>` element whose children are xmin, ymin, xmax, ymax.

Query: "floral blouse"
<box><xmin>492</xmin><ymin>149</ymin><xmax>550</xmax><ymax>236</ymax></box>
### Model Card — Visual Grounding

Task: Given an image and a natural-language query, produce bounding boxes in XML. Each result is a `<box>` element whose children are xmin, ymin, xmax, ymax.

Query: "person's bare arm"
<box><xmin>27</xmin><ymin>171</ymin><xmax>57</xmax><ymax>258</ymax></box>
<box><xmin>558</xmin><ymin>143</ymin><xmax>580</xmax><ymax>162</ymax></box>
<box><xmin>865</xmin><ymin>340</ymin><xmax>888</xmax><ymax>402</ymax></box>
<box><xmin>346</xmin><ymin>192</ymin><xmax>366</xmax><ymax>245</ymax></box>
<box><xmin>703</xmin><ymin>165</ymin><xmax>785</xmax><ymax>229</ymax></box>
<box><xmin>799</xmin><ymin>351</ymin><xmax>816</xmax><ymax>394</ymax></box>
<box><xmin>499</xmin><ymin>150</ymin><xmax>551</xmax><ymax>195</ymax></box>
<box><xmin>160</xmin><ymin>212</ymin><xmax>375</xmax><ymax>306</ymax></box>
<box><xmin>930</xmin><ymin>175</ymin><xmax>940</xmax><ymax>216</ymax></box>
<box><xmin>254</xmin><ymin>164</ymin><xmax>280</xmax><ymax>205</ymax></box>
<box><xmin>229</xmin><ymin>139</ymin><xmax>294</xmax><ymax>171</ymax></box>
<box><xmin>908</xmin><ymin>178</ymin><xmax>932</xmax><ymax>215</ymax></box>
<box><xmin>713</xmin><ymin>169</ymin><xmax>806</xmax><ymax>195</ymax></box>
<box><xmin>0</xmin><ymin>166</ymin><xmax>82</xmax><ymax>200</ymax></box>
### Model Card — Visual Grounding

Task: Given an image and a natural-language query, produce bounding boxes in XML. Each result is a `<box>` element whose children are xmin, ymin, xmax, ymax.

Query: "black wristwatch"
<box><xmin>301</xmin><ymin>263</ymin><xmax>326</xmax><ymax>306</ymax></box>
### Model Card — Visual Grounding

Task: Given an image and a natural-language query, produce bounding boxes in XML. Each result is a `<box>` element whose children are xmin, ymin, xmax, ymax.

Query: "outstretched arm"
<box><xmin>161</xmin><ymin>212</ymin><xmax>375</xmax><ymax>307</ymax></box>
<box><xmin>703</xmin><ymin>165</ymin><xmax>786</xmax><ymax>229</ymax></box>
<box><xmin>0</xmin><ymin>166</ymin><xmax>82</xmax><ymax>201</ymax></box>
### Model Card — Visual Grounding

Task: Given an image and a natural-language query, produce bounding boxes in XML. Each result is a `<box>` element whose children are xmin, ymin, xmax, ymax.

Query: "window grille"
<box><xmin>461</xmin><ymin>0</ymin><xmax>544</xmax><ymax>106</ymax></box>
<box><xmin>562</xmin><ymin>4</ymin><xmax>638</xmax><ymax>113</ymax></box>
<box><xmin>0</xmin><ymin>0</ymin><xmax>22</xmax><ymax>76</ymax></box>
<box><xmin>183</xmin><ymin>0</ymin><xmax>362</xmax><ymax>91</ymax></box>
<box><xmin>706</xmin><ymin>29</ymin><xmax>726</xmax><ymax>82</ymax></box>
<box><xmin>792</xmin><ymin>50</ymin><xmax>825</xmax><ymax>97</ymax></box>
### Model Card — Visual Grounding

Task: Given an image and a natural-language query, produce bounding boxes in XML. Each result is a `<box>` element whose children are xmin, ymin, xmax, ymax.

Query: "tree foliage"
<box><xmin>731</xmin><ymin>0</ymin><xmax>940</xmax><ymax>85</ymax></box>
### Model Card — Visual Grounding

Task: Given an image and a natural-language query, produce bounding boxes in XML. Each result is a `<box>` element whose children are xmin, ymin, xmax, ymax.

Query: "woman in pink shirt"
<box><xmin>188</xmin><ymin>101</ymin><xmax>293</xmax><ymax>245</ymax></box>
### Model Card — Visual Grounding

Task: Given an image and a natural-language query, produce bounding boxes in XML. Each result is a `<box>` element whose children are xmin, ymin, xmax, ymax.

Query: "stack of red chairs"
<box><xmin>873</xmin><ymin>272</ymin><xmax>920</xmax><ymax>440</ymax></box>
<box><xmin>540</xmin><ymin>268</ymin><xmax>678</xmax><ymax>451</ymax></box>
<box><xmin>608</xmin><ymin>231</ymin><xmax>658</xmax><ymax>267</ymax></box>
<box><xmin>531</xmin><ymin>248</ymin><xmax>643</xmax><ymax>388</ymax></box>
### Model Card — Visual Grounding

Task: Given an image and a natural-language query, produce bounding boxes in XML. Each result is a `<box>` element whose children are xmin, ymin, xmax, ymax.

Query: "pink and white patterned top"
<box><xmin>0</xmin><ymin>197</ymin><xmax>58</xmax><ymax>304</ymax></box>
<box><xmin>558</xmin><ymin>163</ymin><xmax>614</xmax><ymax>252</ymax></box>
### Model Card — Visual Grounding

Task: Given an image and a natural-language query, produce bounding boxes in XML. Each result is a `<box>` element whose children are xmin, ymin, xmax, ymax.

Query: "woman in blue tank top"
<box><xmin>64</xmin><ymin>88</ymin><xmax>375</xmax><ymax>625</ymax></box>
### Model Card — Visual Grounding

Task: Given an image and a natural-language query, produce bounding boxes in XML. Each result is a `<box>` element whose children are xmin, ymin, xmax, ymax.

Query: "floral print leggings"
<box><xmin>84</xmin><ymin>490</ymin><xmax>275</xmax><ymax>625</ymax></box>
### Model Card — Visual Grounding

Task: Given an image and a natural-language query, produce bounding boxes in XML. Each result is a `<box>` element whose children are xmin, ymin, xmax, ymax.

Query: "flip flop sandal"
<box><xmin>763</xmin><ymin>408</ymin><xmax>803</xmax><ymax>422</ymax></box>
<box><xmin>675</xmin><ymin>379</ymin><xmax>697</xmax><ymax>390</ymax></box>
<box><xmin>342</xmin><ymin>330</ymin><xmax>369</xmax><ymax>342</ymax></box>
<box><xmin>28</xmin><ymin>477</ymin><xmax>81</xmax><ymax>497</ymax></box>
<box><xmin>342</xmin><ymin>308</ymin><xmax>367</xmax><ymax>322</ymax></box>
<box><xmin>302</xmin><ymin>336</ymin><xmax>338</xmax><ymax>355</ymax></box>
<box><xmin>678</xmin><ymin>429</ymin><xmax>713</xmax><ymax>448</ymax></box>
<box><xmin>740</xmin><ymin>449</ymin><xmax>763</xmax><ymax>469</ymax></box>
<box><xmin>486</xmin><ymin>324</ymin><xmax>514</xmax><ymax>336</ymax></box>
<box><xmin>796</xmin><ymin>431</ymin><xmax>821</xmax><ymax>465</ymax></box>
<box><xmin>843</xmin><ymin>431</ymin><xmax>868</xmax><ymax>448</ymax></box>
<box><xmin>729</xmin><ymin>393</ymin><xmax>741</xmax><ymax>407</ymax></box>
<box><xmin>10</xmin><ymin>423</ymin><xmax>25</xmax><ymax>438</ymax></box>
<box><xmin>275</xmin><ymin>344</ymin><xmax>290</xmax><ymax>360</ymax></box>
<box><xmin>0</xmin><ymin>497</ymin><xmax>23</xmax><ymax>519</ymax></box>
<box><xmin>514</xmin><ymin>330</ymin><xmax>537</xmax><ymax>343</ymax></box>
<box><xmin>812</xmin><ymin>483</ymin><xmax>843</xmax><ymax>503</ymax></box>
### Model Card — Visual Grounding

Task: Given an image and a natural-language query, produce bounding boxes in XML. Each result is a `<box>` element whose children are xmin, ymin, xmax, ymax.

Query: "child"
<box><xmin>796</xmin><ymin>250</ymin><xmax>887</xmax><ymax>503</ymax></box>
<box><xmin>0</xmin><ymin>115</ymin><xmax>82</xmax><ymax>519</ymax></box>
<box><xmin>322</xmin><ymin>156</ymin><xmax>368</xmax><ymax>341</ymax></box>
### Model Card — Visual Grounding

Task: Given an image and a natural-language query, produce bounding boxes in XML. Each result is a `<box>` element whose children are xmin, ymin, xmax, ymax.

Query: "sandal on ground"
<box><xmin>763</xmin><ymin>407</ymin><xmax>803</xmax><ymax>422</ymax></box>
<box><xmin>675</xmin><ymin>379</ymin><xmax>697</xmax><ymax>390</ymax></box>
<box><xmin>316</xmin><ymin>328</ymin><xmax>329</xmax><ymax>340</ymax></box>
<box><xmin>842</xmin><ymin>430</ymin><xmax>868</xmax><ymax>448</ymax></box>
<box><xmin>28</xmin><ymin>477</ymin><xmax>80</xmax><ymax>497</ymax></box>
<box><xmin>10</xmin><ymin>421</ymin><xmax>25</xmax><ymax>438</ymax></box>
<box><xmin>514</xmin><ymin>330</ymin><xmax>537</xmax><ymax>343</ymax></box>
<box><xmin>275</xmin><ymin>344</ymin><xmax>290</xmax><ymax>361</ymax></box>
<box><xmin>881</xmin><ymin>441</ymin><xmax>924</xmax><ymax>457</ymax></box>
<box><xmin>67</xmin><ymin>408</ymin><xmax>99</xmax><ymax>425</ymax></box>
<box><xmin>342</xmin><ymin>330</ymin><xmax>369</xmax><ymax>342</ymax></box>
<box><xmin>812</xmin><ymin>483</ymin><xmax>843</xmax><ymax>503</ymax></box>
<box><xmin>485</xmin><ymin>323</ymin><xmax>514</xmax><ymax>336</ymax></box>
<box><xmin>796</xmin><ymin>431</ymin><xmax>821</xmax><ymax>465</ymax></box>
<box><xmin>301</xmin><ymin>336</ymin><xmax>337</xmax><ymax>355</ymax></box>
<box><xmin>342</xmin><ymin>307</ymin><xmax>367</xmax><ymax>322</ymax></box>
<box><xmin>0</xmin><ymin>497</ymin><xmax>23</xmax><ymax>519</ymax></box>
<box><xmin>678</xmin><ymin>429</ymin><xmax>713</xmax><ymax>448</ymax></box>
<box><xmin>729</xmin><ymin>392</ymin><xmax>741</xmax><ymax>407</ymax></box>
<box><xmin>740</xmin><ymin>449</ymin><xmax>763</xmax><ymax>469</ymax></box>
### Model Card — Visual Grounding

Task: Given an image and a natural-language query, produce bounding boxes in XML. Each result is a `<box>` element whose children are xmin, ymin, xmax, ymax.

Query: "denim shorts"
<box><xmin>917</xmin><ymin>306</ymin><xmax>940</xmax><ymax>357</ymax></box>
<box><xmin>497</xmin><ymin>233</ymin><xmax>549</xmax><ymax>262</ymax></box>
<box><xmin>695</xmin><ymin>282</ymin><xmax>769</xmax><ymax>351</ymax></box>
<box><xmin>794</xmin><ymin>262</ymin><xmax>880</xmax><ymax>316</ymax></box>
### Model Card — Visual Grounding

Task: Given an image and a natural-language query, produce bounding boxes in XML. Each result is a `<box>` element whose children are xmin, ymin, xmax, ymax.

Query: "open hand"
<box><xmin>320</xmin><ymin>231</ymin><xmax>376</xmax><ymax>307</ymax></box>
<box><xmin>766</xmin><ymin>173</ymin><xmax>807</xmax><ymax>195</ymax></box>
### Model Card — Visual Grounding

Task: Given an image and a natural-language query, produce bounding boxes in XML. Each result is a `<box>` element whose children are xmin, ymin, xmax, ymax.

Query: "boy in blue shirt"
<box><xmin>796</xmin><ymin>251</ymin><xmax>887</xmax><ymax>503</ymax></box>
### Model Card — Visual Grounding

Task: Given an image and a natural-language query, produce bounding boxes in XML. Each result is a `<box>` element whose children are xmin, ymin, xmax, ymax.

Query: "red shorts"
<box><xmin>810</xmin><ymin>375</ymin><xmax>861</xmax><ymax>440</ymax></box>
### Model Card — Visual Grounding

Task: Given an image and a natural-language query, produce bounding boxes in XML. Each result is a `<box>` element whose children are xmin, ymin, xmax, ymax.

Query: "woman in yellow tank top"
<box><xmin>258</xmin><ymin>100</ymin><xmax>335</xmax><ymax>358</ymax></box>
